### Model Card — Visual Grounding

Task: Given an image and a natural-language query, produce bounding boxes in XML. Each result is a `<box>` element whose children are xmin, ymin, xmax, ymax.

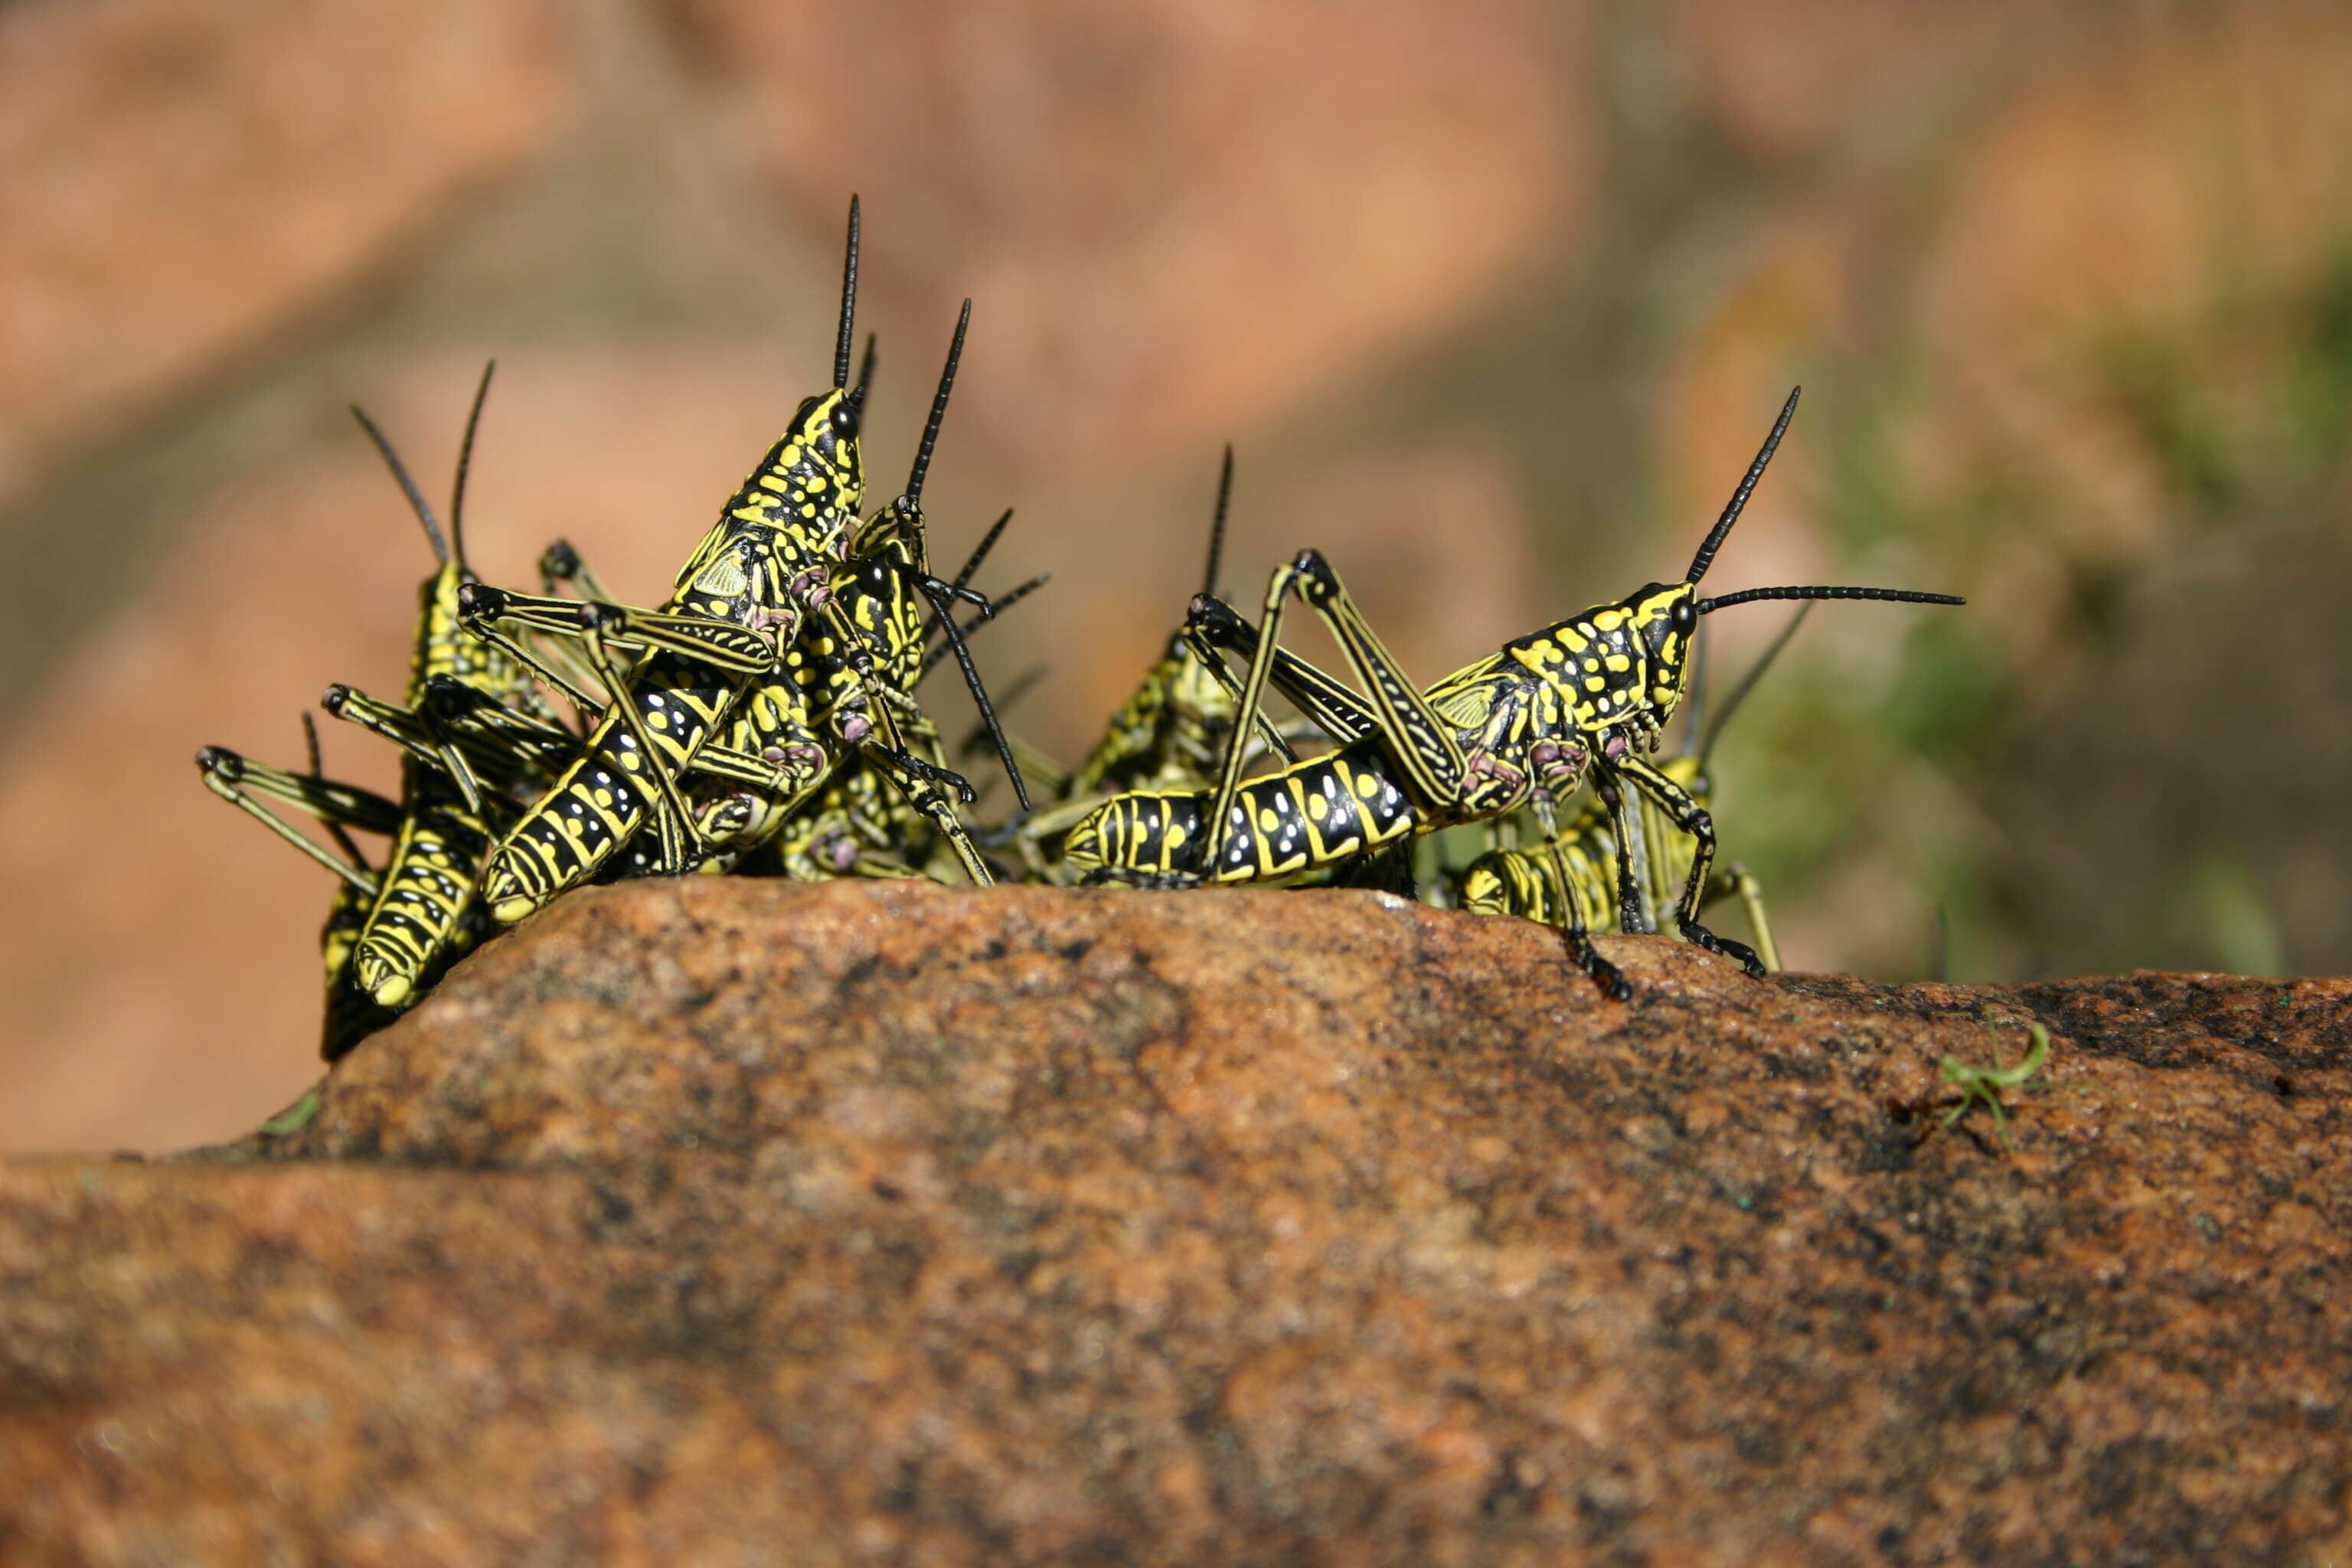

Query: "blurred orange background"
<box><xmin>4</xmin><ymin>0</ymin><xmax>2349</xmax><ymax>1153</ymax></box>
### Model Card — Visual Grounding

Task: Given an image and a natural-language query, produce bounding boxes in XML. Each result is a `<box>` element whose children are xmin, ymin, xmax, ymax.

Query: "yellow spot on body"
<box><xmin>1563</xmin><ymin>629</ymin><xmax>1589</xmax><ymax>652</ymax></box>
<box><xmin>1166</xmin><ymin>821</ymin><xmax>1187</xmax><ymax>848</ymax></box>
<box><xmin>1257</xmin><ymin>807</ymin><xmax>1279</xmax><ymax>831</ymax></box>
<box><xmin>801</xmin><ymin>504</ymin><xmax>818</xmax><ymax>519</ymax></box>
<box><xmin>371</xmin><ymin>973</ymin><xmax>413</xmax><ymax>1008</ymax></box>
<box><xmin>1308</xmin><ymin>793</ymin><xmax>1326</xmax><ymax>818</ymax></box>
<box><xmin>1605</xmin><ymin>654</ymin><xmax>1630</xmax><ymax>672</ymax></box>
<box><xmin>1594</xmin><ymin>609</ymin><xmax>1624</xmax><ymax>630</ymax></box>
<box><xmin>1356</xmin><ymin>774</ymin><xmax>1380</xmax><ymax>800</ymax></box>
<box><xmin>1584</xmin><ymin>676</ymin><xmax>1605</xmax><ymax>692</ymax></box>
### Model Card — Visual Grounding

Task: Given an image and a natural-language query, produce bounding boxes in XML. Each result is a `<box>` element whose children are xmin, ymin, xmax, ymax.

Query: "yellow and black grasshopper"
<box><xmin>198</xmin><ymin>364</ymin><xmax>557</xmax><ymax>1050</ymax></box>
<box><xmin>1452</xmin><ymin>603</ymin><xmax>1812</xmax><ymax>971</ymax></box>
<box><xmin>571</xmin><ymin>298</ymin><xmax>1034</xmax><ymax>889</ymax></box>
<box><xmin>688</xmin><ymin>299</ymin><xmax>1037</xmax><ymax>884</ymax></box>
<box><xmin>763</xmin><ymin>526</ymin><xmax>1054</xmax><ymax>882</ymax></box>
<box><xmin>1063</xmin><ymin>388</ymin><xmax>1963</xmax><ymax>998</ymax></box>
<box><xmin>456</xmin><ymin>198</ymin><xmax>922</xmax><ymax>918</ymax></box>
<box><xmin>198</xmin><ymin>716</ymin><xmax>403</xmax><ymax>1060</ymax></box>
<box><xmin>988</xmin><ymin>449</ymin><xmax>1319</xmax><ymax>882</ymax></box>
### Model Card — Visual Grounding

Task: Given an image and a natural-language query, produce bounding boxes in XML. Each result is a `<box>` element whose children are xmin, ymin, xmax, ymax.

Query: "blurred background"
<box><xmin>2</xmin><ymin>0</ymin><xmax>2347</xmax><ymax>1152</ymax></box>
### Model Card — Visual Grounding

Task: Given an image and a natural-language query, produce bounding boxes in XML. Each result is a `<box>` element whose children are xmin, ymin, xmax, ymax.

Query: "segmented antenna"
<box><xmin>954</xmin><ymin>666</ymin><xmax>1049</xmax><ymax>768</ymax></box>
<box><xmin>924</xmin><ymin>571</ymin><xmax>1050</xmax><ymax>677</ymax></box>
<box><xmin>449</xmin><ymin>360</ymin><xmax>495</xmax><ymax>575</ymax></box>
<box><xmin>920</xmin><ymin>508</ymin><xmax>1014</xmax><ymax>652</ymax></box>
<box><xmin>1697</xmin><ymin>602</ymin><xmax>1811</xmax><ymax>769</ymax></box>
<box><xmin>350</xmin><ymin>406</ymin><xmax>449</xmax><ymax>567</ymax></box>
<box><xmin>1696</xmin><ymin>584</ymin><xmax>1964</xmax><ymax>613</ymax></box>
<box><xmin>919</xmin><ymin>577</ymin><xmax>1034</xmax><ymax>813</ymax></box>
<box><xmin>949</xmin><ymin>508</ymin><xmax>1014</xmax><ymax>600</ymax></box>
<box><xmin>1685</xmin><ymin>386</ymin><xmax>1801</xmax><ymax>586</ymax></box>
<box><xmin>845</xmin><ymin>334</ymin><xmax>878</xmax><ymax>417</ymax></box>
<box><xmin>835</xmin><ymin>195</ymin><xmax>861</xmax><ymax>390</ymax></box>
<box><xmin>906</xmin><ymin>301</ymin><xmax>971</xmax><ymax>501</ymax></box>
<box><xmin>1204</xmin><ymin>445</ymin><xmax>1234</xmax><ymax>598</ymax></box>
<box><xmin>1676</xmin><ymin>624</ymin><xmax>1713</xmax><ymax>762</ymax></box>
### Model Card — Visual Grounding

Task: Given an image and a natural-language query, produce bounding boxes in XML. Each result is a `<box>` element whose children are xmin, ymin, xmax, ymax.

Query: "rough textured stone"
<box><xmin>5</xmin><ymin>878</ymin><xmax>2349</xmax><ymax>1563</ymax></box>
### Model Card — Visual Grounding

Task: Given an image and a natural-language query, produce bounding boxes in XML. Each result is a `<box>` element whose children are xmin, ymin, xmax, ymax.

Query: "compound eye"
<box><xmin>1671</xmin><ymin>598</ymin><xmax>1697</xmax><ymax>634</ymax></box>
<box><xmin>829</xmin><ymin>397</ymin><xmax>861</xmax><ymax>437</ymax></box>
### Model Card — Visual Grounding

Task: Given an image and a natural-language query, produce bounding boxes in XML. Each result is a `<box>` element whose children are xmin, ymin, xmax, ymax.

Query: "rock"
<box><xmin>4</xmin><ymin>878</ymin><xmax>2349</xmax><ymax>1561</ymax></box>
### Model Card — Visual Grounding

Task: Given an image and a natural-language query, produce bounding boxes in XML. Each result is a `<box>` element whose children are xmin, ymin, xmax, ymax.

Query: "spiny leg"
<box><xmin>1595</xmin><ymin>775</ymin><xmax>1652</xmax><ymax>936</ymax></box>
<box><xmin>1282</xmin><ymin>551</ymin><xmax>1465</xmax><ymax>804</ymax></box>
<box><xmin>1531</xmin><ymin>791</ymin><xmax>1628</xmax><ymax>1001</ymax></box>
<box><xmin>1610</xmin><ymin>751</ymin><xmax>1762</xmax><ymax>975</ymax></box>
<box><xmin>463</xmin><ymin>583</ymin><xmax>772</xmax><ymax>674</ymax></box>
<box><xmin>195</xmin><ymin>748</ymin><xmax>384</xmax><ymax>897</ymax></box>
<box><xmin>916</xmin><ymin>573</ymin><xmax>1030</xmax><ymax>813</ymax></box>
<box><xmin>1204</xmin><ymin>550</ymin><xmax>1466</xmax><ymax>864</ymax></box>
<box><xmin>1712</xmin><ymin>861</ymin><xmax>1779</xmax><ymax>973</ymax></box>
<box><xmin>570</xmin><ymin>603</ymin><xmax>713</xmax><ymax>873</ymax></box>
<box><xmin>867</xmin><ymin>744</ymin><xmax>993</xmax><ymax>886</ymax></box>
<box><xmin>1184</xmin><ymin>593</ymin><xmax>1374</xmax><ymax>753</ymax></box>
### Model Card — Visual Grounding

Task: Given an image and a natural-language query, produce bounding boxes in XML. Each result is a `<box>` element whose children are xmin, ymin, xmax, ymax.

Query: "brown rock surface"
<box><xmin>5</xmin><ymin>879</ymin><xmax>2350</xmax><ymax>1563</ymax></box>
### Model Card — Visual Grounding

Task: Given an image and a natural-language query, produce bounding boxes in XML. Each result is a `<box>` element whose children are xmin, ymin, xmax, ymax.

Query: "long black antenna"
<box><xmin>906</xmin><ymin>301</ymin><xmax>970</xmax><ymax>501</ymax></box>
<box><xmin>834</xmin><ymin>195</ymin><xmax>860</xmax><ymax>390</ymax></box>
<box><xmin>1203</xmin><ymin>444</ymin><xmax>1234</xmax><ymax>598</ymax></box>
<box><xmin>919</xmin><ymin>508</ymin><xmax>1014</xmax><ymax>652</ymax></box>
<box><xmin>1697</xmin><ymin>584</ymin><xmax>1964</xmax><ymax>613</ymax></box>
<box><xmin>924</xmin><ymin>571</ymin><xmax>1050</xmax><ymax>675</ymax></box>
<box><xmin>920</xmin><ymin>577</ymin><xmax>1033</xmax><ymax>812</ymax></box>
<box><xmin>956</xmin><ymin>665</ymin><xmax>1050</xmax><ymax>761</ymax></box>
<box><xmin>848</xmin><ymin>332</ymin><xmax>877</xmax><ymax>413</ymax></box>
<box><xmin>1685</xmin><ymin>386</ymin><xmax>1801</xmax><ymax>585</ymax></box>
<box><xmin>350</xmin><ymin>406</ymin><xmax>448</xmax><ymax>567</ymax></box>
<box><xmin>1697</xmin><ymin>602</ymin><xmax>1811</xmax><ymax>769</ymax></box>
<box><xmin>949</xmin><ymin>508</ymin><xmax>1014</xmax><ymax>600</ymax></box>
<box><xmin>449</xmin><ymin>360</ymin><xmax>495</xmax><ymax>575</ymax></box>
<box><xmin>1676</xmin><ymin>624</ymin><xmax>1713</xmax><ymax>762</ymax></box>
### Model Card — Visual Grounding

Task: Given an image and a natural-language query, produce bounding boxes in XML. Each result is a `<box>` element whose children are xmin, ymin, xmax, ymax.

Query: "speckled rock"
<box><xmin>4</xmin><ymin>879</ymin><xmax>2350</xmax><ymax>1565</ymax></box>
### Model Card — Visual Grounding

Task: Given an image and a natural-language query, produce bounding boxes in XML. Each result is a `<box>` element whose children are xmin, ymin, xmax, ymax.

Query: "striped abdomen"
<box><xmin>354</xmin><ymin>766</ymin><xmax>491</xmax><ymax>1006</ymax></box>
<box><xmin>1066</xmin><ymin>737</ymin><xmax>1420</xmax><ymax>884</ymax></box>
<box><xmin>482</xmin><ymin>645</ymin><xmax>745</xmax><ymax>921</ymax></box>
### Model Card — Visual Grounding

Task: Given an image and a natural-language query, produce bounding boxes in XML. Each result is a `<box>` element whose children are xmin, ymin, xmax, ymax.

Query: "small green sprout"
<box><xmin>259</xmin><ymin>1089</ymin><xmax>322</xmax><ymax>1137</ymax></box>
<box><xmin>1937</xmin><ymin>1021</ymin><xmax>2050</xmax><ymax>1153</ymax></box>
